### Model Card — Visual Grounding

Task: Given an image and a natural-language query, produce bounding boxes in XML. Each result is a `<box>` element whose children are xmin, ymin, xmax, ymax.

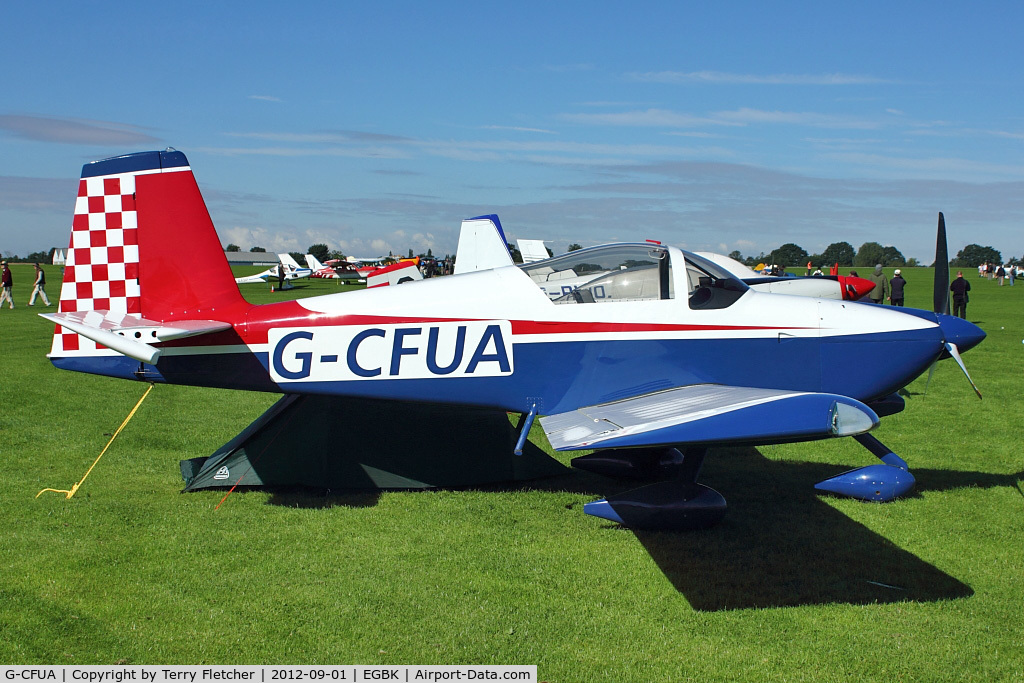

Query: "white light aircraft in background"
<box><xmin>696</xmin><ymin>252</ymin><xmax>875</xmax><ymax>301</ymax></box>
<box><xmin>234</xmin><ymin>254</ymin><xmax>312</xmax><ymax>285</ymax></box>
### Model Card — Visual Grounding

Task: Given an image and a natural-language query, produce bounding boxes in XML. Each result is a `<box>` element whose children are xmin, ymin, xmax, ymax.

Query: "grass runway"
<box><xmin>1</xmin><ymin>264</ymin><xmax>1022</xmax><ymax>680</ymax></box>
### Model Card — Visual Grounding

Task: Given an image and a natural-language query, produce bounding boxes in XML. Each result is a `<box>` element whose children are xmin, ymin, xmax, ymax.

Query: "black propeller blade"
<box><xmin>934</xmin><ymin>212</ymin><xmax>950</xmax><ymax>315</ymax></box>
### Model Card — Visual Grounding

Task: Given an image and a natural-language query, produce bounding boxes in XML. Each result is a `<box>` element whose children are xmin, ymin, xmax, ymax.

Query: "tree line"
<box><xmin>227</xmin><ymin>243</ymin><xmax>450</xmax><ymax>265</ymax></box>
<box><xmin>2</xmin><ymin>240</ymin><xmax>1015</xmax><ymax>269</ymax></box>
<box><xmin>730</xmin><ymin>241</ymin><xmax>1014</xmax><ymax>269</ymax></box>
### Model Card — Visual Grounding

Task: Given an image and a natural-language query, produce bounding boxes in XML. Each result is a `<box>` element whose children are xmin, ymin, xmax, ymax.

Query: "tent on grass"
<box><xmin>181</xmin><ymin>394</ymin><xmax>566</xmax><ymax>491</ymax></box>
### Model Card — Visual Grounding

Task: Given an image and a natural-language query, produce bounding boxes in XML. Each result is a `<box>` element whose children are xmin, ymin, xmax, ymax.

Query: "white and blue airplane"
<box><xmin>234</xmin><ymin>253</ymin><xmax>311</xmax><ymax>285</ymax></box>
<box><xmin>42</xmin><ymin>151</ymin><xmax>984</xmax><ymax>530</ymax></box>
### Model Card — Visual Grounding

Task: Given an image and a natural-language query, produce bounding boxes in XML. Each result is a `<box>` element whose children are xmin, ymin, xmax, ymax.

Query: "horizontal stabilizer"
<box><xmin>541</xmin><ymin>384</ymin><xmax>878</xmax><ymax>450</ymax></box>
<box><xmin>366</xmin><ymin>261</ymin><xmax>423</xmax><ymax>288</ymax></box>
<box><xmin>42</xmin><ymin>311</ymin><xmax>231</xmax><ymax>363</ymax></box>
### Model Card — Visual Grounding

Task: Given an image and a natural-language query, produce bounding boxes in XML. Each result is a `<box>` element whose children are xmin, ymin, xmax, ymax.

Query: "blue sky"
<box><xmin>2</xmin><ymin>1</ymin><xmax>1022</xmax><ymax>262</ymax></box>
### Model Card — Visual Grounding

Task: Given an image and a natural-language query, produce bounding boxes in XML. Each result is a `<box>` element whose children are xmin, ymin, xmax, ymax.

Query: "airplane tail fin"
<box><xmin>305</xmin><ymin>254</ymin><xmax>324</xmax><ymax>270</ymax></box>
<box><xmin>517</xmin><ymin>239</ymin><xmax>550</xmax><ymax>264</ymax></box>
<box><xmin>279</xmin><ymin>253</ymin><xmax>302</xmax><ymax>270</ymax></box>
<box><xmin>50</xmin><ymin>150</ymin><xmax>248</xmax><ymax>359</ymax></box>
<box><xmin>454</xmin><ymin>214</ymin><xmax>515</xmax><ymax>274</ymax></box>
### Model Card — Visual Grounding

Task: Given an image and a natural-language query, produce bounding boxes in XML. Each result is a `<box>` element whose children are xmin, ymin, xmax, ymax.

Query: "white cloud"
<box><xmin>220</xmin><ymin>226</ymin><xmax>301</xmax><ymax>253</ymax></box>
<box><xmin>713</xmin><ymin>108</ymin><xmax>882</xmax><ymax>129</ymax></box>
<box><xmin>826</xmin><ymin>152</ymin><xmax>1024</xmax><ymax>181</ymax></box>
<box><xmin>543</xmin><ymin>63</ymin><xmax>594</xmax><ymax>73</ymax></box>
<box><xmin>561</xmin><ymin>108</ymin><xmax>734</xmax><ymax>128</ymax></box>
<box><xmin>198</xmin><ymin>145</ymin><xmax>412</xmax><ymax>159</ymax></box>
<box><xmin>626</xmin><ymin>70</ymin><xmax>891</xmax><ymax>85</ymax></box>
<box><xmin>562</xmin><ymin>107</ymin><xmax>881</xmax><ymax>130</ymax></box>
<box><xmin>577</xmin><ymin>101</ymin><xmax>650</xmax><ymax>108</ymax></box>
<box><xmin>480</xmin><ymin>125</ymin><xmax>558</xmax><ymax>134</ymax></box>
<box><xmin>0</xmin><ymin>175</ymin><xmax>76</xmax><ymax>212</ymax></box>
<box><xmin>0</xmin><ymin>114</ymin><xmax>160</xmax><ymax>145</ymax></box>
<box><xmin>665</xmin><ymin>131</ymin><xmax>724</xmax><ymax>139</ymax></box>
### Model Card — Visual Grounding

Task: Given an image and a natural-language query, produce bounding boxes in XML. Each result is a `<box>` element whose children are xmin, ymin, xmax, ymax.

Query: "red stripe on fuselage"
<box><xmin>508</xmin><ymin>320</ymin><xmax>805</xmax><ymax>335</ymax></box>
<box><xmin>156</xmin><ymin>300</ymin><xmax>811</xmax><ymax>349</ymax></box>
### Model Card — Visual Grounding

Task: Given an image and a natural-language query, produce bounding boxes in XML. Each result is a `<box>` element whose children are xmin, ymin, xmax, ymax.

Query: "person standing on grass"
<box><xmin>889</xmin><ymin>269</ymin><xmax>906</xmax><ymax>306</ymax></box>
<box><xmin>0</xmin><ymin>261</ymin><xmax>13</xmax><ymax>309</ymax></box>
<box><xmin>868</xmin><ymin>264</ymin><xmax>888</xmax><ymax>304</ymax></box>
<box><xmin>950</xmin><ymin>271</ymin><xmax>971</xmax><ymax>319</ymax></box>
<box><xmin>28</xmin><ymin>263</ymin><xmax>51</xmax><ymax>306</ymax></box>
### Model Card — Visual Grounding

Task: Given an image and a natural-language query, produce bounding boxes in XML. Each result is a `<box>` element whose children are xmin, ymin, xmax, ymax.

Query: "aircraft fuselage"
<box><xmin>52</xmin><ymin>254</ymin><xmax>972</xmax><ymax>417</ymax></box>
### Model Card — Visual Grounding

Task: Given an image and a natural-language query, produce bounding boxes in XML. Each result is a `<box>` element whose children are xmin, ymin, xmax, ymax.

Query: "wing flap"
<box><xmin>541</xmin><ymin>384</ymin><xmax>878</xmax><ymax>451</ymax></box>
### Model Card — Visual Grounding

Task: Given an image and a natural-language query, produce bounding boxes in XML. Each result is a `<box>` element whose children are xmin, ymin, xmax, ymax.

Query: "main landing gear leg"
<box><xmin>578</xmin><ymin>446</ymin><xmax>727</xmax><ymax>531</ymax></box>
<box><xmin>814</xmin><ymin>433</ymin><xmax>916</xmax><ymax>502</ymax></box>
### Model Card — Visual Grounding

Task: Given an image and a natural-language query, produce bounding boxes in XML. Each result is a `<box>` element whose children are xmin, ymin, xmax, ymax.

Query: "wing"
<box><xmin>540</xmin><ymin>384</ymin><xmax>878</xmax><ymax>451</ymax></box>
<box><xmin>235</xmin><ymin>270</ymin><xmax>270</xmax><ymax>284</ymax></box>
<box><xmin>42</xmin><ymin>311</ymin><xmax>231</xmax><ymax>364</ymax></box>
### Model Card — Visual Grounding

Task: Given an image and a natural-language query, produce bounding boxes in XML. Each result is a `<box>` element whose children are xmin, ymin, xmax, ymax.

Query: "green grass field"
<box><xmin>1</xmin><ymin>264</ymin><xmax>1022</xmax><ymax>680</ymax></box>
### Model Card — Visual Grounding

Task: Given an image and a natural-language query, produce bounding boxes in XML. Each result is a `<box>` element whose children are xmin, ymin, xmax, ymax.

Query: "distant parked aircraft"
<box><xmin>234</xmin><ymin>254</ymin><xmax>312</xmax><ymax>285</ymax></box>
<box><xmin>303</xmin><ymin>254</ymin><xmax>360</xmax><ymax>278</ymax></box>
<box><xmin>517</xmin><ymin>239</ymin><xmax>550</xmax><ymax>264</ymax></box>
<box><xmin>696</xmin><ymin>252</ymin><xmax>875</xmax><ymax>301</ymax></box>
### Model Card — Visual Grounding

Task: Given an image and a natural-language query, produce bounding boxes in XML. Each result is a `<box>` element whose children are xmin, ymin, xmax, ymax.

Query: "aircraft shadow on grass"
<box><xmin>623</xmin><ymin>449</ymin><xmax>1023</xmax><ymax>612</ymax></box>
<box><xmin>254</xmin><ymin>443</ymin><xmax>1024</xmax><ymax>612</ymax></box>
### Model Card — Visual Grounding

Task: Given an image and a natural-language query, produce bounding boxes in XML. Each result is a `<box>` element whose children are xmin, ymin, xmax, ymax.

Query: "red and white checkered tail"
<box><xmin>51</xmin><ymin>150</ymin><xmax>247</xmax><ymax>357</ymax></box>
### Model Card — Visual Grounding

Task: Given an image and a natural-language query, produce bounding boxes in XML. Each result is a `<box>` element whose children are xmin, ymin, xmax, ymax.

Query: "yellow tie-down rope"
<box><xmin>36</xmin><ymin>384</ymin><xmax>154</xmax><ymax>500</ymax></box>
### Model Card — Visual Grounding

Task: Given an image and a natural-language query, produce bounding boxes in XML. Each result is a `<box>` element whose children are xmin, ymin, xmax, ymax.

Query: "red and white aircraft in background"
<box><xmin>338</xmin><ymin>256</ymin><xmax>423</xmax><ymax>287</ymax></box>
<box><xmin>338</xmin><ymin>257</ymin><xmax>389</xmax><ymax>279</ymax></box>
<box><xmin>305</xmin><ymin>254</ymin><xmax>364</xmax><ymax>280</ymax></box>
<box><xmin>306</xmin><ymin>253</ymin><xmax>423</xmax><ymax>288</ymax></box>
<box><xmin>695</xmin><ymin>252</ymin><xmax>876</xmax><ymax>301</ymax></box>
